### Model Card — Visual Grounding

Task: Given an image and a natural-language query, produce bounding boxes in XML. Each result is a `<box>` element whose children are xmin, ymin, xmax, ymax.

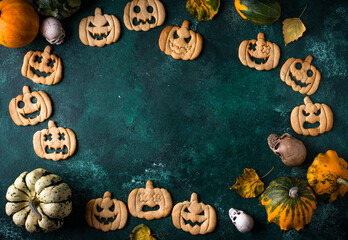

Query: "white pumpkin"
<box><xmin>5</xmin><ymin>168</ymin><xmax>72</xmax><ymax>232</ymax></box>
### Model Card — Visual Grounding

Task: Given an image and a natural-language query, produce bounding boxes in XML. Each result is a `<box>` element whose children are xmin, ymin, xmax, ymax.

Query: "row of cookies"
<box><xmin>79</xmin><ymin>6</ymin><xmax>203</xmax><ymax>61</ymax></box>
<box><xmin>86</xmin><ymin>181</ymin><xmax>217</xmax><ymax>235</ymax></box>
<box><xmin>238</xmin><ymin>33</ymin><xmax>333</xmax><ymax>136</ymax></box>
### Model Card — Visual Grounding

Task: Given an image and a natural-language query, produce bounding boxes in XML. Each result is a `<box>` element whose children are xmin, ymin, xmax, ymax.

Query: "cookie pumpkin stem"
<box><xmin>22</xmin><ymin>86</ymin><xmax>30</xmax><ymax>94</ymax></box>
<box><xmin>43</xmin><ymin>45</ymin><xmax>52</xmax><ymax>54</ymax></box>
<box><xmin>305</xmin><ymin>55</ymin><xmax>313</xmax><ymax>63</ymax></box>
<box><xmin>257</xmin><ymin>33</ymin><xmax>265</xmax><ymax>40</ymax></box>
<box><xmin>289</xmin><ymin>187</ymin><xmax>299</xmax><ymax>198</ymax></box>
<box><xmin>337</xmin><ymin>178</ymin><xmax>348</xmax><ymax>187</ymax></box>
<box><xmin>103</xmin><ymin>191</ymin><xmax>112</xmax><ymax>199</ymax></box>
<box><xmin>29</xmin><ymin>197</ymin><xmax>42</xmax><ymax>221</ymax></box>
<box><xmin>181</xmin><ymin>20</ymin><xmax>190</xmax><ymax>29</ymax></box>
<box><xmin>298</xmin><ymin>4</ymin><xmax>308</xmax><ymax>19</ymax></box>
<box><xmin>190</xmin><ymin>193</ymin><xmax>198</xmax><ymax>202</ymax></box>
<box><xmin>146</xmin><ymin>180</ymin><xmax>154</xmax><ymax>189</ymax></box>
<box><xmin>304</xmin><ymin>96</ymin><xmax>312</xmax><ymax>105</ymax></box>
<box><xmin>48</xmin><ymin>120</ymin><xmax>56</xmax><ymax>128</ymax></box>
<box><xmin>95</xmin><ymin>7</ymin><xmax>102</xmax><ymax>16</ymax></box>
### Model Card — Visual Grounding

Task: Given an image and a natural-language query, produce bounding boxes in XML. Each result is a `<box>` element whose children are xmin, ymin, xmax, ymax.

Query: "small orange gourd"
<box><xmin>0</xmin><ymin>0</ymin><xmax>39</xmax><ymax>48</ymax></box>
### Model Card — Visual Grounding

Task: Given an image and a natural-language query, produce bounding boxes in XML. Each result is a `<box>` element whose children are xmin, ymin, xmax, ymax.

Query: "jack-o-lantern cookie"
<box><xmin>86</xmin><ymin>191</ymin><xmax>128</xmax><ymax>232</ymax></box>
<box><xmin>280</xmin><ymin>55</ymin><xmax>321</xmax><ymax>95</ymax></box>
<box><xmin>9</xmin><ymin>86</ymin><xmax>52</xmax><ymax>126</ymax></box>
<box><xmin>159</xmin><ymin>20</ymin><xmax>203</xmax><ymax>61</ymax></box>
<box><xmin>239</xmin><ymin>33</ymin><xmax>280</xmax><ymax>71</ymax></box>
<box><xmin>291</xmin><ymin>97</ymin><xmax>333</xmax><ymax>136</ymax></box>
<box><xmin>128</xmin><ymin>180</ymin><xmax>172</xmax><ymax>220</ymax></box>
<box><xmin>172</xmin><ymin>193</ymin><xmax>216</xmax><ymax>235</ymax></box>
<box><xmin>79</xmin><ymin>7</ymin><xmax>121</xmax><ymax>47</ymax></box>
<box><xmin>21</xmin><ymin>45</ymin><xmax>63</xmax><ymax>85</ymax></box>
<box><xmin>33</xmin><ymin>121</ymin><xmax>76</xmax><ymax>161</ymax></box>
<box><xmin>124</xmin><ymin>0</ymin><xmax>165</xmax><ymax>31</ymax></box>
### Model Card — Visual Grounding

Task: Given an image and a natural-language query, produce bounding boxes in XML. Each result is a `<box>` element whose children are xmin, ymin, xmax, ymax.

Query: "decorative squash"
<box><xmin>186</xmin><ymin>0</ymin><xmax>220</xmax><ymax>21</ymax></box>
<box><xmin>33</xmin><ymin>0</ymin><xmax>81</xmax><ymax>20</ymax></box>
<box><xmin>5</xmin><ymin>168</ymin><xmax>72</xmax><ymax>232</ymax></box>
<box><xmin>260</xmin><ymin>177</ymin><xmax>317</xmax><ymax>231</ymax></box>
<box><xmin>0</xmin><ymin>0</ymin><xmax>39</xmax><ymax>48</ymax></box>
<box><xmin>234</xmin><ymin>0</ymin><xmax>281</xmax><ymax>25</ymax></box>
<box><xmin>307</xmin><ymin>150</ymin><xmax>348</xmax><ymax>203</ymax></box>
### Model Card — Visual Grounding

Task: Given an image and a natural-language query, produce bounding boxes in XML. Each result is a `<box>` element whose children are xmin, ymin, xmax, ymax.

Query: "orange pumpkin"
<box><xmin>0</xmin><ymin>0</ymin><xmax>39</xmax><ymax>48</ymax></box>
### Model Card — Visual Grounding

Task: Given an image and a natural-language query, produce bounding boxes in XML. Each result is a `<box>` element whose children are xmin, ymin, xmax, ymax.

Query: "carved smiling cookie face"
<box><xmin>281</xmin><ymin>56</ymin><xmax>321</xmax><ymax>95</ymax></box>
<box><xmin>9</xmin><ymin>86</ymin><xmax>52</xmax><ymax>126</ymax></box>
<box><xmin>79</xmin><ymin>8</ymin><xmax>121</xmax><ymax>47</ymax></box>
<box><xmin>124</xmin><ymin>0</ymin><xmax>165</xmax><ymax>31</ymax></box>
<box><xmin>239</xmin><ymin>33</ymin><xmax>280</xmax><ymax>71</ymax></box>
<box><xmin>33</xmin><ymin>121</ymin><xmax>76</xmax><ymax>161</ymax></box>
<box><xmin>159</xmin><ymin>20</ymin><xmax>203</xmax><ymax>60</ymax></box>
<box><xmin>22</xmin><ymin>46</ymin><xmax>63</xmax><ymax>85</ymax></box>
<box><xmin>86</xmin><ymin>192</ymin><xmax>128</xmax><ymax>232</ymax></box>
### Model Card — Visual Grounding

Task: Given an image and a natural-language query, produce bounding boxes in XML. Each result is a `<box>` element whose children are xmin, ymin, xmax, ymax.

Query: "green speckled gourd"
<box><xmin>234</xmin><ymin>0</ymin><xmax>281</xmax><ymax>25</ymax></box>
<box><xmin>259</xmin><ymin>177</ymin><xmax>317</xmax><ymax>231</ymax></box>
<box><xmin>5</xmin><ymin>168</ymin><xmax>72</xmax><ymax>232</ymax></box>
<box><xmin>33</xmin><ymin>0</ymin><xmax>81</xmax><ymax>20</ymax></box>
<box><xmin>186</xmin><ymin>0</ymin><xmax>220</xmax><ymax>21</ymax></box>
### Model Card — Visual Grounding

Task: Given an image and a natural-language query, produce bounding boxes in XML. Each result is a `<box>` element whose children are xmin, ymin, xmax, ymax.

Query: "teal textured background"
<box><xmin>0</xmin><ymin>0</ymin><xmax>347</xmax><ymax>239</ymax></box>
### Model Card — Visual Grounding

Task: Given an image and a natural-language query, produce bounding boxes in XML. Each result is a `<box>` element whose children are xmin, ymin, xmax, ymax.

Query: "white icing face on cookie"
<box><xmin>123</xmin><ymin>0</ymin><xmax>165</xmax><ymax>31</ymax></box>
<box><xmin>79</xmin><ymin>8</ymin><xmax>121</xmax><ymax>47</ymax></box>
<box><xmin>9</xmin><ymin>86</ymin><xmax>52</xmax><ymax>126</ymax></box>
<box><xmin>159</xmin><ymin>20</ymin><xmax>203</xmax><ymax>61</ymax></box>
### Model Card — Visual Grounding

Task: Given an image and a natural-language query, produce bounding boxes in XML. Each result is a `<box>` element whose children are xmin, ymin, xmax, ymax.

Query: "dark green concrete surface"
<box><xmin>0</xmin><ymin>0</ymin><xmax>347</xmax><ymax>239</ymax></box>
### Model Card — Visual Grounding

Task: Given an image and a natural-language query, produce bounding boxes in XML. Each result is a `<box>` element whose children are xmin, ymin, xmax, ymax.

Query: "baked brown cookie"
<box><xmin>124</xmin><ymin>0</ymin><xmax>165</xmax><ymax>31</ymax></box>
<box><xmin>280</xmin><ymin>55</ymin><xmax>321</xmax><ymax>95</ymax></box>
<box><xmin>291</xmin><ymin>96</ymin><xmax>333</xmax><ymax>136</ymax></box>
<box><xmin>86</xmin><ymin>191</ymin><xmax>128</xmax><ymax>232</ymax></box>
<box><xmin>172</xmin><ymin>193</ymin><xmax>216</xmax><ymax>235</ymax></box>
<box><xmin>128</xmin><ymin>180</ymin><xmax>172</xmax><ymax>220</ymax></box>
<box><xmin>21</xmin><ymin>45</ymin><xmax>63</xmax><ymax>85</ymax></box>
<box><xmin>9</xmin><ymin>86</ymin><xmax>52</xmax><ymax>126</ymax></box>
<box><xmin>159</xmin><ymin>20</ymin><xmax>203</xmax><ymax>60</ymax></box>
<box><xmin>79</xmin><ymin>7</ymin><xmax>121</xmax><ymax>47</ymax></box>
<box><xmin>33</xmin><ymin>121</ymin><xmax>76</xmax><ymax>161</ymax></box>
<box><xmin>239</xmin><ymin>33</ymin><xmax>280</xmax><ymax>70</ymax></box>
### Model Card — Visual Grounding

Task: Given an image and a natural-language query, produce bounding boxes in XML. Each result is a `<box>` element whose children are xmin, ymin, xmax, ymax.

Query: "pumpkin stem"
<box><xmin>305</xmin><ymin>55</ymin><xmax>313</xmax><ymax>63</ymax></box>
<box><xmin>261</xmin><ymin>166</ymin><xmax>274</xmax><ymax>179</ymax></box>
<box><xmin>190</xmin><ymin>193</ymin><xmax>198</xmax><ymax>202</ymax></box>
<box><xmin>304</xmin><ymin>96</ymin><xmax>313</xmax><ymax>105</ymax></box>
<box><xmin>181</xmin><ymin>20</ymin><xmax>190</xmax><ymax>29</ymax></box>
<box><xmin>298</xmin><ymin>4</ymin><xmax>308</xmax><ymax>19</ymax></box>
<box><xmin>29</xmin><ymin>197</ymin><xmax>42</xmax><ymax>221</ymax></box>
<box><xmin>103</xmin><ymin>191</ymin><xmax>112</xmax><ymax>199</ymax></box>
<box><xmin>146</xmin><ymin>180</ymin><xmax>154</xmax><ymax>189</ymax></box>
<box><xmin>289</xmin><ymin>187</ymin><xmax>299</xmax><ymax>198</ymax></box>
<box><xmin>48</xmin><ymin>120</ymin><xmax>56</xmax><ymax>129</ymax></box>
<box><xmin>337</xmin><ymin>177</ymin><xmax>348</xmax><ymax>187</ymax></box>
<box><xmin>95</xmin><ymin>7</ymin><xmax>102</xmax><ymax>16</ymax></box>
<box><xmin>22</xmin><ymin>86</ymin><xmax>30</xmax><ymax>94</ymax></box>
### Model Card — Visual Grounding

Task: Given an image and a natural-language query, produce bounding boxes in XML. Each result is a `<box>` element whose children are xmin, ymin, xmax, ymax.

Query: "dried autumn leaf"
<box><xmin>230</xmin><ymin>168</ymin><xmax>265</xmax><ymax>198</ymax></box>
<box><xmin>186</xmin><ymin>0</ymin><xmax>220</xmax><ymax>21</ymax></box>
<box><xmin>129</xmin><ymin>224</ymin><xmax>156</xmax><ymax>240</ymax></box>
<box><xmin>282</xmin><ymin>18</ymin><xmax>306</xmax><ymax>46</ymax></box>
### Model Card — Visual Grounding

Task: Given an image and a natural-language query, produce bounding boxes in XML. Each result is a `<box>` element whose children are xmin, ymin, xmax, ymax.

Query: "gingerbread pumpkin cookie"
<box><xmin>159</xmin><ymin>20</ymin><xmax>203</xmax><ymax>61</ymax></box>
<box><xmin>291</xmin><ymin>97</ymin><xmax>333</xmax><ymax>136</ymax></box>
<box><xmin>79</xmin><ymin>7</ymin><xmax>121</xmax><ymax>47</ymax></box>
<box><xmin>33</xmin><ymin>121</ymin><xmax>76</xmax><ymax>161</ymax></box>
<box><xmin>86</xmin><ymin>191</ymin><xmax>128</xmax><ymax>232</ymax></box>
<box><xmin>124</xmin><ymin>0</ymin><xmax>165</xmax><ymax>31</ymax></box>
<box><xmin>128</xmin><ymin>180</ymin><xmax>172</xmax><ymax>220</ymax></box>
<box><xmin>172</xmin><ymin>193</ymin><xmax>216</xmax><ymax>235</ymax></box>
<box><xmin>9</xmin><ymin>86</ymin><xmax>52</xmax><ymax>126</ymax></box>
<box><xmin>280</xmin><ymin>55</ymin><xmax>321</xmax><ymax>95</ymax></box>
<box><xmin>22</xmin><ymin>45</ymin><xmax>63</xmax><ymax>85</ymax></box>
<box><xmin>239</xmin><ymin>33</ymin><xmax>280</xmax><ymax>70</ymax></box>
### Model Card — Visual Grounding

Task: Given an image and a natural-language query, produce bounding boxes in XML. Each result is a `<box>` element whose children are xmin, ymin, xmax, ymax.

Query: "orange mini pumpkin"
<box><xmin>0</xmin><ymin>0</ymin><xmax>39</xmax><ymax>48</ymax></box>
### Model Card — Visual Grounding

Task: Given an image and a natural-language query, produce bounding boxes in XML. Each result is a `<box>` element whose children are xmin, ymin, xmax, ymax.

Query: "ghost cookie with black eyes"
<box><xmin>9</xmin><ymin>86</ymin><xmax>52</xmax><ymax>126</ymax></box>
<box><xmin>123</xmin><ymin>0</ymin><xmax>166</xmax><ymax>31</ymax></box>
<box><xmin>33</xmin><ymin>121</ymin><xmax>77</xmax><ymax>161</ymax></box>
<box><xmin>79</xmin><ymin>7</ymin><xmax>121</xmax><ymax>47</ymax></box>
<box><xmin>238</xmin><ymin>33</ymin><xmax>280</xmax><ymax>71</ymax></box>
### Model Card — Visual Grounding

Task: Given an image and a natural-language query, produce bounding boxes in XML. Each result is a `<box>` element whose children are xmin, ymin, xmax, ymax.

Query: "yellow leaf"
<box><xmin>129</xmin><ymin>224</ymin><xmax>156</xmax><ymax>240</ymax></box>
<box><xmin>230</xmin><ymin>168</ymin><xmax>265</xmax><ymax>198</ymax></box>
<box><xmin>282</xmin><ymin>18</ymin><xmax>306</xmax><ymax>46</ymax></box>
